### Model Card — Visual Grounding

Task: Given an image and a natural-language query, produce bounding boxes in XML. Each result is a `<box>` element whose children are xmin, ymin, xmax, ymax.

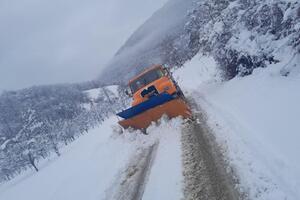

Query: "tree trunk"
<box><xmin>53</xmin><ymin>145</ymin><xmax>61</xmax><ymax>156</ymax></box>
<box><xmin>28</xmin><ymin>153</ymin><xmax>39</xmax><ymax>172</ymax></box>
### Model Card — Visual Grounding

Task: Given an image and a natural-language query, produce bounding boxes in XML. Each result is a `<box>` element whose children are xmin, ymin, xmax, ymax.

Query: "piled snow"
<box><xmin>178</xmin><ymin>53</ymin><xmax>300</xmax><ymax>199</ymax></box>
<box><xmin>0</xmin><ymin>117</ymin><xmax>132</xmax><ymax>200</ymax></box>
<box><xmin>0</xmin><ymin>116</ymin><xmax>184</xmax><ymax>200</ymax></box>
<box><xmin>173</xmin><ymin>54</ymin><xmax>221</xmax><ymax>91</ymax></box>
<box><xmin>143</xmin><ymin>118</ymin><xmax>183</xmax><ymax>200</ymax></box>
<box><xmin>107</xmin><ymin>117</ymin><xmax>184</xmax><ymax>200</ymax></box>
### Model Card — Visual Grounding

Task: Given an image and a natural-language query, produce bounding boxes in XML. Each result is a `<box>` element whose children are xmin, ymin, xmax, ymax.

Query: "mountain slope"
<box><xmin>99</xmin><ymin>0</ymin><xmax>299</xmax><ymax>84</ymax></box>
<box><xmin>99</xmin><ymin>0</ymin><xmax>195</xmax><ymax>84</ymax></box>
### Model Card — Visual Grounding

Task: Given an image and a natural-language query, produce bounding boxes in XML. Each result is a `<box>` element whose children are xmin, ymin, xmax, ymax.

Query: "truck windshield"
<box><xmin>130</xmin><ymin>69</ymin><xmax>164</xmax><ymax>93</ymax></box>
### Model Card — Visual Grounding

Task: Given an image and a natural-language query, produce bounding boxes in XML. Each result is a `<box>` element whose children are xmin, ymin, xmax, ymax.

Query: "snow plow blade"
<box><xmin>117</xmin><ymin>93</ymin><xmax>191</xmax><ymax>129</ymax></box>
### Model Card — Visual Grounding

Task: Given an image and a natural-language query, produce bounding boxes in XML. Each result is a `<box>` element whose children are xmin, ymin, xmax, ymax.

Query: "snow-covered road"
<box><xmin>181</xmin><ymin>98</ymin><xmax>240</xmax><ymax>200</ymax></box>
<box><xmin>0</xmin><ymin>117</ymin><xmax>184</xmax><ymax>200</ymax></box>
<box><xmin>0</xmin><ymin>118</ymin><xmax>133</xmax><ymax>200</ymax></box>
<box><xmin>176</xmin><ymin>54</ymin><xmax>300</xmax><ymax>200</ymax></box>
<box><xmin>1</xmin><ymin>53</ymin><xmax>299</xmax><ymax>200</ymax></box>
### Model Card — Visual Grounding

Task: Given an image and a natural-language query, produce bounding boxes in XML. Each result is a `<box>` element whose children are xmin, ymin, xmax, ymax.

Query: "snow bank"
<box><xmin>0</xmin><ymin>115</ymin><xmax>184</xmax><ymax>200</ymax></box>
<box><xmin>0</xmin><ymin>117</ymin><xmax>134</xmax><ymax>200</ymax></box>
<box><xmin>107</xmin><ymin>117</ymin><xmax>184</xmax><ymax>200</ymax></box>
<box><xmin>178</xmin><ymin>53</ymin><xmax>300</xmax><ymax>199</ymax></box>
<box><xmin>143</xmin><ymin>118</ymin><xmax>183</xmax><ymax>200</ymax></box>
<box><xmin>173</xmin><ymin>53</ymin><xmax>221</xmax><ymax>91</ymax></box>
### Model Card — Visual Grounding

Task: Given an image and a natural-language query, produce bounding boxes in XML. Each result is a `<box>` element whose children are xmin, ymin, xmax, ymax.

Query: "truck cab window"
<box><xmin>130</xmin><ymin>68</ymin><xmax>164</xmax><ymax>93</ymax></box>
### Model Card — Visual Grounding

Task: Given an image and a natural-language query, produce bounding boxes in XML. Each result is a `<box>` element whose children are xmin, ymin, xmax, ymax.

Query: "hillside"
<box><xmin>0</xmin><ymin>84</ymin><xmax>126</xmax><ymax>182</ymax></box>
<box><xmin>99</xmin><ymin>0</ymin><xmax>299</xmax><ymax>83</ymax></box>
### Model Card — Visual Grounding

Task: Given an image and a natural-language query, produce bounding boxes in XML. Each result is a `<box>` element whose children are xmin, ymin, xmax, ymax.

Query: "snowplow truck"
<box><xmin>117</xmin><ymin>65</ymin><xmax>191</xmax><ymax>130</ymax></box>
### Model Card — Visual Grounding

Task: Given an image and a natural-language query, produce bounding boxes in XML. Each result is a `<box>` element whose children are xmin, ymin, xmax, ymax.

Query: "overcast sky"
<box><xmin>0</xmin><ymin>0</ymin><xmax>168</xmax><ymax>90</ymax></box>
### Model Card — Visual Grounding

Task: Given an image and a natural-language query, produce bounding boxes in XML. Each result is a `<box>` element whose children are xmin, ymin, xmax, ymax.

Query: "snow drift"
<box><xmin>0</xmin><ymin>117</ymin><xmax>184</xmax><ymax>200</ymax></box>
<box><xmin>176</xmin><ymin>52</ymin><xmax>300</xmax><ymax>199</ymax></box>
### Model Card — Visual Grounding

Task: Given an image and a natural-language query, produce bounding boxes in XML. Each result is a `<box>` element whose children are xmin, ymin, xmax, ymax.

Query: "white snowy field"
<box><xmin>176</xmin><ymin>53</ymin><xmax>300</xmax><ymax>200</ymax></box>
<box><xmin>0</xmin><ymin>116</ymin><xmax>183</xmax><ymax>200</ymax></box>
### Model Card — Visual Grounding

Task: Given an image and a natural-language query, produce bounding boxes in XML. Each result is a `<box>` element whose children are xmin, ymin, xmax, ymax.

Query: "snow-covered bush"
<box><xmin>0</xmin><ymin>83</ymin><xmax>125</xmax><ymax>182</ymax></box>
<box><xmin>99</xmin><ymin>0</ymin><xmax>300</xmax><ymax>82</ymax></box>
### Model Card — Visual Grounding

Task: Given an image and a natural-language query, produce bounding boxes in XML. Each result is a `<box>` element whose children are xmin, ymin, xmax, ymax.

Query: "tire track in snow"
<box><xmin>182</xmin><ymin>97</ymin><xmax>241</xmax><ymax>200</ymax></box>
<box><xmin>104</xmin><ymin>142</ymin><xmax>159</xmax><ymax>200</ymax></box>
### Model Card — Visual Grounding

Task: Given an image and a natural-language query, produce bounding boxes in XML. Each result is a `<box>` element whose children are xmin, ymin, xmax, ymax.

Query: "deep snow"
<box><xmin>0</xmin><ymin>116</ymin><xmax>184</xmax><ymax>200</ymax></box>
<box><xmin>0</xmin><ymin>117</ymin><xmax>133</xmax><ymax>200</ymax></box>
<box><xmin>0</xmin><ymin>48</ymin><xmax>299</xmax><ymax>200</ymax></box>
<box><xmin>176</xmin><ymin>53</ymin><xmax>300</xmax><ymax>199</ymax></box>
<box><xmin>142</xmin><ymin>118</ymin><xmax>183</xmax><ymax>200</ymax></box>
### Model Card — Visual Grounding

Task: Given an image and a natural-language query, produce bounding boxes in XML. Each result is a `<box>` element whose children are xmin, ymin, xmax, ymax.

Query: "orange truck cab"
<box><xmin>128</xmin><ymin>65</ymin><xmax>181</xmax><ymax>106</ymax></box>
<box><xmin>117</xmin><ymin>64</ymin><xmax>190</xmax><ymax>130</ymax></box>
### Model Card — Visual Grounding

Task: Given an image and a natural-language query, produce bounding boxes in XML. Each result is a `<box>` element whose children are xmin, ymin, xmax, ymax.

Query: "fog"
<box><xmin>99</xmin><ymin>0</ymin><xmax>194</xmax><ymax>85</ymax></box>
<box><xmin>0</xmin><ymin>0</ymin><xmax>168</xmax><ymax>90</ymax></box>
